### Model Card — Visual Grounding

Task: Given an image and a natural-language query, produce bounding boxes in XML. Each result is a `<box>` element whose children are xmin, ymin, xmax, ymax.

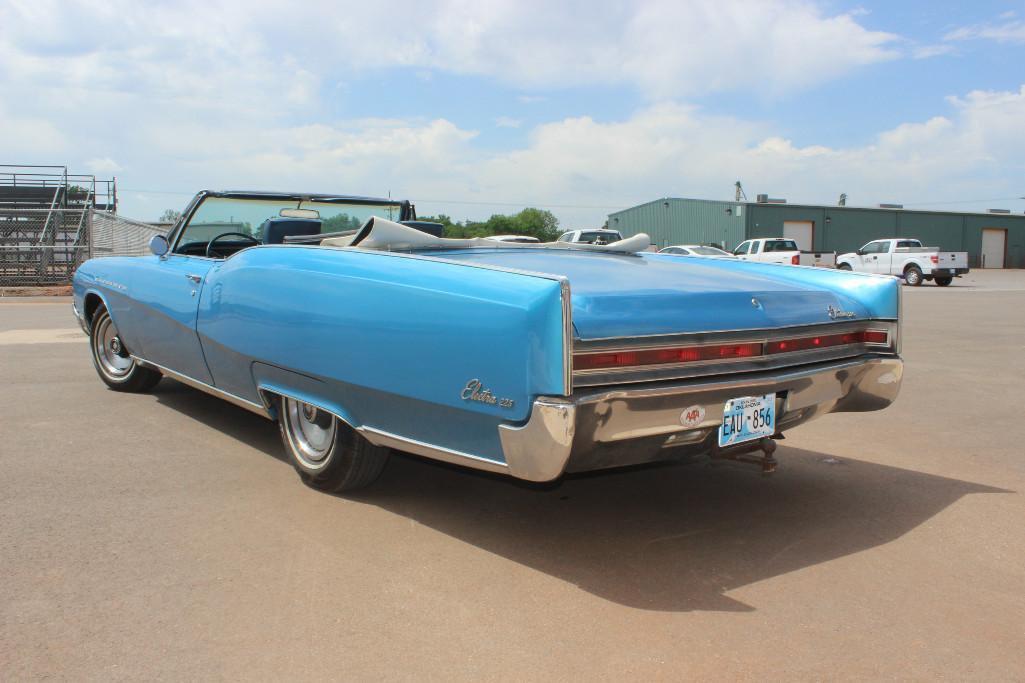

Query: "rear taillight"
<box><xmin>765</xmin><ymin>330</ymin><xmax>889</xmax><ymax>354</ymax></box>
<box><xmin>930</xmin><ymin>255</ymin><xmax>938</xmax><ymax>264</ymax></box>
<box><xmin>573</xmin><ymin>343</ymin><xmax>761</xmax><ymax>371</ymax></box>
<box><xmin>574</xmin><ymin>329</ymin><xmax>891</xmax><ymax>371</ymax></box>
<box><xmin>791</xmin><ymin>254</ymin><xmax>800</xmax><ymax>265</ymax></box>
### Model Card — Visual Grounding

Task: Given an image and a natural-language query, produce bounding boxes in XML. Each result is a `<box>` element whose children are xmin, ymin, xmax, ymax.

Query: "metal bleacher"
<box><xmin>0</xmin><ymin>165</ymin><xmax>118</xmax><ymax>287</ymax></box>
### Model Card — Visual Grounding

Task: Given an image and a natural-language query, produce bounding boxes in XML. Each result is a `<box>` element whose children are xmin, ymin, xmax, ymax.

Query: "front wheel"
<box><xmin>277</xmin><ymin>396</ymin><xmax>389</xmax><ymax>492</ymax></box>
<box><xmin>934</xmin><ymin>276</ymin><xmax>953</xmax><ymax>287</ymax></box>
<box><xmin>837</xmin><ymin>263</ymin><xmax>852</xmax><ymax>271</ymax></box>
<box><xmin>89</xmin><ymin>306</ymin><xmax>162</xmax><ymax>392</ymax></box>
<box><xmin>904</xmin><ymin>265</ymin><xmax>923</xmax><ymax>286</ymax></box>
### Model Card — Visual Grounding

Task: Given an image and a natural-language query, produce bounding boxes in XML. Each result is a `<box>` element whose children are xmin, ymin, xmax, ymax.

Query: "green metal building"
<box><xmin>608</xmin><ymin>197</ymin><xmax>1025</xmax><ymax>268</ymax></box>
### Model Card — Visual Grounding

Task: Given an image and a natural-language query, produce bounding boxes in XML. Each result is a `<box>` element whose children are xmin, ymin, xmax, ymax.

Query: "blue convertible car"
<box><xmin>73</xmin><ymin>190</ymin><xmax>903</xmax><ymax>491</ymax></box>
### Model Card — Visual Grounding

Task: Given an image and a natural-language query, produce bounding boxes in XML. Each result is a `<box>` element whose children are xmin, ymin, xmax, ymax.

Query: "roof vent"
<box><xmin>988</xmin><ymin>208</ymin><xmax>1011</xmax><ymax>214</ymax></box>
<box><xmin>756</xmin><ymin>194</ymin><xmax>786</xmax><ymax>204</ymax></box>
<box><xmin>878</xmin><ymin>203</ymin><xmax>904</xmax><ymax>209</ymax></box>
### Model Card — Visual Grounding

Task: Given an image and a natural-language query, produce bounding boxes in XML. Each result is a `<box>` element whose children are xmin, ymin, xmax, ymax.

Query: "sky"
<box><xmin>1</xmin><ymin>0</ymin><xmax>1024</xmax><ymax>227</ymax></box>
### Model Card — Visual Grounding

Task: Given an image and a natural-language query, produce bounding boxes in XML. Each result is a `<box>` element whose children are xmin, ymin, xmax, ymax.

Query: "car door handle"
<box><xmin>185</xmin><ymin>274</ymin><xmax>202</xmax><ymax>283</ymax></box>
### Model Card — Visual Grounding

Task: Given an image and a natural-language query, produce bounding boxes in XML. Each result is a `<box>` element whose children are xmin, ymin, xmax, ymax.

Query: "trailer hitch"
<box><xmin>711</xmin><ymin>436</ymin><xmax>779</xmax><ymax>475</ymax></box>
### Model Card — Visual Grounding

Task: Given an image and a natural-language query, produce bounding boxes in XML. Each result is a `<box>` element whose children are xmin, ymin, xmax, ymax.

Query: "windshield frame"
<box><xmin>168</xmin><ymin>190</ymin><xmax>410</xmax><ymax>254</ymax></box>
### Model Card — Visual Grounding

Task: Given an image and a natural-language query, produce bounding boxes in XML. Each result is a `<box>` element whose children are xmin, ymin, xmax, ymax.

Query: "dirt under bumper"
<box><xmin>498</xmin><ymin>355</ymin><xmax>903</xmax><ymax>482</ymax></box>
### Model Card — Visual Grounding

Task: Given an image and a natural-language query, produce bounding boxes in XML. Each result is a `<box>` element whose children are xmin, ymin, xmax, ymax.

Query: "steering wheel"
<box><xmin>205</xmin><ymin>232</ymin><xmax>260</xmax><ymax>258</ymax></box>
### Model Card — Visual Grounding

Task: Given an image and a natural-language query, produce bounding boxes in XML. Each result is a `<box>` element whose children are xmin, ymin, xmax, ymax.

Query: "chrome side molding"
<box><xmin>132</xmin><ymin>356</ymin><xmax>273</xmax><ymax>419</ymax></box>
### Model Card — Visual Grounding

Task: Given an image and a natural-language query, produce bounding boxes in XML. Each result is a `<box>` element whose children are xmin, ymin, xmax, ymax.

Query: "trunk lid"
<box><xmin>430</xmin><ymin>249</ymin><xmax>892</xmax><ymax>340</ymax></box>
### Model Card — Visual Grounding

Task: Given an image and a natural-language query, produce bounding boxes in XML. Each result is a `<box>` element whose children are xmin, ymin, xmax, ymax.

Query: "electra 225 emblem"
<box><xmin>461</xmin><ymin>379</ymin><xmax>515</xmax><ymax>409</ymax></box>
<box><xmin>827</xmin><ymin>304</ymin><xmax>857</xmax><ymax>320</ymax></box>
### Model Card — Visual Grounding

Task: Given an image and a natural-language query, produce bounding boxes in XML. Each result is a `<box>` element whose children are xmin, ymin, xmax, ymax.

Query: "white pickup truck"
<box><xmin>836</xmin><ymin>238</ymin><xmax>969</xmax><ymax>286</ymax></box>
<box><xmin>732</xmin><ymin>238</ymin><xmax>837</xmax><ymax>267</ymax></box>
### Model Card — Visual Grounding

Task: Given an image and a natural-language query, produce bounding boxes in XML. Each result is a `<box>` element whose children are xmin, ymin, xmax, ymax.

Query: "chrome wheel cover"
<box><xmin>284</xmin><ymin>398</ymin><xmax>337</xmax><ymax>469</ymax></box>
<box><xmin>93</xmin><ymin>315</ymin><xmax>134</xmax><ymax>379</ymax></box>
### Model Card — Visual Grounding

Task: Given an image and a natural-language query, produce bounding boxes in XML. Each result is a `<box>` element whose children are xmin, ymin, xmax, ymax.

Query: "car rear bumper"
<box><xmin>498</xmin><ymin>354</ymin><xmax>902</xmax><ymax>481</ymax></box>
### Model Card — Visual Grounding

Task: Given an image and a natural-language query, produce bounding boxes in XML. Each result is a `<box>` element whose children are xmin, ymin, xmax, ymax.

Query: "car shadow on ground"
<box><xmin>152</xmin><ymin>379</ymin><xmax>1008</xmax><ymax>614</ymax></box>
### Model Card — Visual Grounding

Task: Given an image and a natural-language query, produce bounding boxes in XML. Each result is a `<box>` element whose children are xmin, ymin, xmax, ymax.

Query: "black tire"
<box><xmin>837</xmin><ymin>263</ymin><xmax>852</xmax><ymax>271</ymax></box>
<box><xmin>89</xmin><ymin>306</ymin><xmax>162</xmax><ymax>392</ymax></box>
<box><xmin>277</xmin><ymin>396</ymin><xmax>389</xmax><ymax>492</ymax></box>
<box><xmin>903</xmin><ymin>264</ymin><xmax>923</xmax><ymax>286</ymax></box>
<box><xmin>934</xmin><ymin>276</ymin><xmax>953</xmax><ymax>287</ymax></box>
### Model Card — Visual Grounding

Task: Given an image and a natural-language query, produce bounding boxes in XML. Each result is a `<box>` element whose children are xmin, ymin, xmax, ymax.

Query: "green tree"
<box><xmin>419</xmin><ymin>208</ymin><xmax>560</xmax><ymax>241</ymax></box>
<box><xmin>159</xmin><ymin>208</ymin><xmax>182</xmax><ymax>223</ymax></box>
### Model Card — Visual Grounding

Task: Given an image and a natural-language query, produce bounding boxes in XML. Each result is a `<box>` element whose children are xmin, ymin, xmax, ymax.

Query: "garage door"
<box><xmin>981</xmin><ymin>229</ymin><xmax>1006</xmax><ymax>269</ymax></box>
<box><xmin>783</xmin><ymin>221</ymin><xmax>813</xmax><ymax>251</ymax></box>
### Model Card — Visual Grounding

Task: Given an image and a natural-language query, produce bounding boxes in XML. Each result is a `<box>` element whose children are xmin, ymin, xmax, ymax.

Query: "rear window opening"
<box><xmin>764</xmin><ymin>240</ymin><xmax>799</xmax><ymax>252</ymax></box>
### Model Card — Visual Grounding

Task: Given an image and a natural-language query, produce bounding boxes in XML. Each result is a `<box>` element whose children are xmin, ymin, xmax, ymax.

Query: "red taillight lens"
<box><xmin>791</xmin><ymin>254</ymin><xmax>800</xmax><ymax>265</ymax></box>
<box><xmin>765</xmin><ymin>330</ymin><xmax>889</xmax><ymax>354</ymax></box>
<box><xmin>574</xmin><ymin>330</ymin><xmax>890</xmax><ymax>372</ymax></box>
<box><xmin>573</xmin><ymin>342</ymin><xmax>762</xmax><ymax>371</ymax></box>
<box><xmin>930</xmin><ymin>255</ymin><xmax>938</xmax><ymax>264</ymax></box>
<box><xmin>862</xmin><ymin>329</ymin><xmax>889</xmax><ymax>344</ymax></box>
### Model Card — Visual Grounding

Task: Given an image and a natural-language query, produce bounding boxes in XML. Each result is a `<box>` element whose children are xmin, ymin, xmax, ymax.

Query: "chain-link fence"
<box><xmin>0</xmin><ymin>208</ymin><xmax>89</xmax><ymax>286</ymax></box>
<box><xmin>88</xmin><ymin>210</ymin><xmax>165</xmax><ymax>258</ymax></box>
<box><xmin>0</xmin><ymin>208</ymin><xmax>166</xmax><ymax>287</ymax></box>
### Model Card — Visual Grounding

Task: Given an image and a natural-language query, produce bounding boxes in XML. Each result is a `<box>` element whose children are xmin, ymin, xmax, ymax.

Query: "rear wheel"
<box><xmin>903</xmin><ymin>265</ymin><xmax>923</xmax><ymax>286</ymax></box>
<box><xmin>934</xmin><ymin>276</ymin><xmax>953</xmax><ymax>287</ymax></box>
<box><xmin>277</xmin><ymin>396</ymin><xmax>389</xmax><ymax>492</ymax></box>
<box><xmin>89</xmin><ymin>307</ymin><xmax>162</xmax><ymax>392</ymax></box>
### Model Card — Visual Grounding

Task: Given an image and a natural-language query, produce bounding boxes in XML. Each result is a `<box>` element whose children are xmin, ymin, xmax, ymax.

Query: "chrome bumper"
<box><xmin>498</xmin><ymin>355</ymin><xmax>902</xmax><ymax>482</ymax></box>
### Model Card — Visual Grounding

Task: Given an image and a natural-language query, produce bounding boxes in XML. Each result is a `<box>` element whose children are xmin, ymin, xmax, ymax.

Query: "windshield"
<box><xmin>691</xmin><ymin>246</ymin><xmax>729</xmax><ymax>256</ymax></box>
<box><xmin>175</xmin><ymin>197</ymin><xmax>403</xmax><ymax>251</ymax></box>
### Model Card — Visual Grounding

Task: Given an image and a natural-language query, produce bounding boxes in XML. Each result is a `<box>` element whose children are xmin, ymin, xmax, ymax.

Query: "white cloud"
<box><xmin>85</xmin><ymin>157</ymin><xmax>123</xmax><ymax>173</ymax></box>
<box><xmin>912</xmin><ymin>44</ymin><xmax>956</xmax><ymax>59</ymax></box>
<box><xmin>945</xmin><ymin>19</ymin><xmax>1025</xmax><ymax>44</ymax></box>
<box><xmin>0</xmin><ymin>0</ymin><xmax>899</xmax><ymax>103</ymax></box>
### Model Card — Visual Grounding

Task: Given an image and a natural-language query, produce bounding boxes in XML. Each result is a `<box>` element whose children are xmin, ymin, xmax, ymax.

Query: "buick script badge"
<box><xmin>827</xmin><ymin>305</ymin><xmax>856</xmax><ymax>320</ymax></box>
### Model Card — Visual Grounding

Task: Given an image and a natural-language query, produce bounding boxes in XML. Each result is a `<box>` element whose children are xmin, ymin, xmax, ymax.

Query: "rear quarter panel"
<box><xmin>196</xmin><ymin>246</ymin><xmax>568</xmax><ymax>463</ymax></box>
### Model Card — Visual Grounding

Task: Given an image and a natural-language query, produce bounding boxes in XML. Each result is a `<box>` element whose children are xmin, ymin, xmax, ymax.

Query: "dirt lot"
<box><xmin>2</xmin><ymin>271</ymin><xmax>1024</xmax><ymax>680</ymax></box>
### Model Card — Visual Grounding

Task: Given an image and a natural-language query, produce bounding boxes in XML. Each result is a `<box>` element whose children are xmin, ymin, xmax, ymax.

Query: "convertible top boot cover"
<box><xmin>320</xmin><ymin>216</ymin><xmax>651</xmax><ymax>253</ymax></box>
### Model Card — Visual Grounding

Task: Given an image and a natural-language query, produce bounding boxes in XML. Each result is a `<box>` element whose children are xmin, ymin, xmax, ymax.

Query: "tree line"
<box><xmin>418</xmin><ymin>208</ymin><xmax>561</xmax><ymax>242</ymax></box>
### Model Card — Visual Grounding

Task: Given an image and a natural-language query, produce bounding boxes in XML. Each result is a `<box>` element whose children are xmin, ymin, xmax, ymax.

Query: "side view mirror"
<box><xmin>855</xmin><ymin>249</ymin><xmax>864</xmax><ymax>256</ymax></box>
<box><xmin>149</xmin><ymin>234</ymin><xmax>169</xmax><ymax>257</ymax></box>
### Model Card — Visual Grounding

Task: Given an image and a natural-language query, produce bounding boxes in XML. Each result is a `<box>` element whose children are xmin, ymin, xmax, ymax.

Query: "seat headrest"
<box><xmin>260</xmin><ymin>217</ymin><xmax>322</xmax><ymax>245</ymax></box>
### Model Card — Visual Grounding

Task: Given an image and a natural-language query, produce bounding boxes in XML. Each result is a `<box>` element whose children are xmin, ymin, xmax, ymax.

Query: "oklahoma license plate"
<box><xmin>718</xmin><ymin>394</ymin><xmax>776</xmax><ymax>447</ymax></box>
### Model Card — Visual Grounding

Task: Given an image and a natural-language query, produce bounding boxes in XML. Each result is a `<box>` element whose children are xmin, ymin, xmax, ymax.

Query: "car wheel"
<box><xmin>89</xmin><ymin>306</ymin><xmax>162</xmax><ymax>392</ymax></box>
<box><xmin>904</xmin><ymin>265</ymin><xmax>923</xmax><ymax>286</ymax></box>
<box><xmin>837</xmin><ymin>263</ymin><xmax>852</xmax><ymax>271</ymax></box>
<box><xmin>277</xmin><ymin>396</ymin><xmax>389</xmax><ymax>492</ymax></box>
<box><xmin>934</xmin><ymin>276</ymin><xmax>953</xmax><ymax>287</ymax></box>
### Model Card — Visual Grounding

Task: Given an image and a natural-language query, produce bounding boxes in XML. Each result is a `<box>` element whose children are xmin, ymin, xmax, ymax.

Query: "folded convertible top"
<box><xmin>317</xmin><ymin>216</ymin><xmax>652</xmax><ymax>253</ymax></box>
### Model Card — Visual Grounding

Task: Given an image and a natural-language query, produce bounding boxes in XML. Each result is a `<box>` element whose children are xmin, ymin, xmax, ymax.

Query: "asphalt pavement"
<box><xmin>2</xmin><ymin>271</ymin><xmax>1024</xmax><ymax>680</ymax></box>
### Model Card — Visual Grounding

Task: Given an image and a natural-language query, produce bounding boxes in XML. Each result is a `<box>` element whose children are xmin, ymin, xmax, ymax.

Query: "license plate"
<box><xmin>718</xmin><ymin>394</ymin><xmax>776</xmax><ymax>447</ymax></box>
